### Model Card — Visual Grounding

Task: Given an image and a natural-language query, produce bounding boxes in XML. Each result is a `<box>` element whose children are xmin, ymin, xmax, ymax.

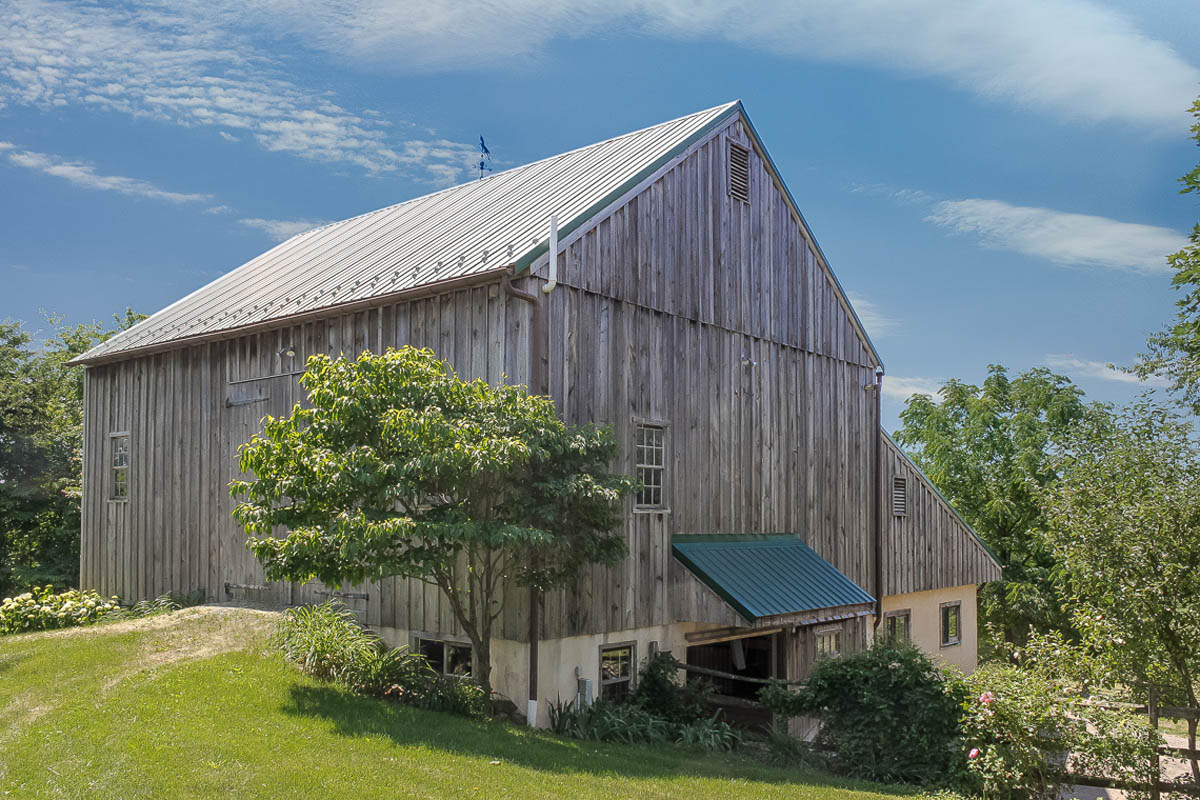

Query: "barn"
<box><xmin>71</xmin><ymin>101</ymin><xmax>1001</xmax><ymax>726</ymax></box>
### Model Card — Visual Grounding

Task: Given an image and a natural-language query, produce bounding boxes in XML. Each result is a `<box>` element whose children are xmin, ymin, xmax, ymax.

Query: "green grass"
<box><xmin>0</xmin><ymin>607</ymin><xmax>911</xmax><ymax>799</ymax></box>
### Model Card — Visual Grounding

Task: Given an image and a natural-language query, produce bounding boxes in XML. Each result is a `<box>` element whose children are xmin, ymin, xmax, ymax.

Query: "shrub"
<box><xmin>547</xmin><ymin>656</ymin><xmax>739</xmax><ymax>753</ymax></box>
<box><xmin>0</xmin><ymin>585</ymin><xmax>120</xmax><ymax>634</ymax></box>
<box><xmin>632</xmin><ymin>652</ymin><xmax>712</xmax><ymax>726</ymax></box>
<box><xmin>957</xmin><ymin>662</ymin><xmax>1158</xmax><ymax>800</ymax></box>
<box><xmin>274</xmin><ymin>601</ymin><xmax>488</xmax><ymax>719</ymax></box>
<box><xmin>759</xmin><ymin>641</ymin><xmax>964</xmax><ymax>785</ymax></box>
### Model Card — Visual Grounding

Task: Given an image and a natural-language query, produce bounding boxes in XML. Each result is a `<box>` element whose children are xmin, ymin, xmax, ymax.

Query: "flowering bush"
<box><xmin>958</xmin><ymin>661</ymin><xmax>1158</xmax><ymax>800</ymax></box>
<box><xmin>0</xmin><ymin>585</ymin><xmax>120</xmax><ymax>634</ymax></box>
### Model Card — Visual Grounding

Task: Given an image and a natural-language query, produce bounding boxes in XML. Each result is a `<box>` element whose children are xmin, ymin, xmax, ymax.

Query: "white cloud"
<box><xmin>882</xmin><ymin>376</ymin><xmax>942</xmax><ymax>402</ymax></box>
<box><xmin>0</xmin><ymin>143</ymin><xmax>210</xmax><ymax>203</ymax></box>
<box><xmin>926</xmin><ymin>199</ymin><xmax>1188</xmax><ymax>273</ymax></box>
<box><xmin>206</xmin><ymin>0</ymin><xmax>1199</xmax><ymax>130</ymax></box>
<box><xmin>1044</xmin><ymin>354</ymin><xmax>1170</xmax><ymax>386</ymax></box>
<box><xmin>218</xmin><ymin>131</ymin><xmax>239</xmax><ymax>142</ymax></box>
<box><xmin>239</xmin><ymin>217</ymin><xmax>329</xmax><ymax>240</ymax></box>
<box><xmin>847</xmin><ymin>292</ymin><xmax>900</xmax><ymax>338</ymax></box>
<box><xmin>0</xmin><ymin>0</ymin><xmax>477</xmax><ymax>181</ymax></box>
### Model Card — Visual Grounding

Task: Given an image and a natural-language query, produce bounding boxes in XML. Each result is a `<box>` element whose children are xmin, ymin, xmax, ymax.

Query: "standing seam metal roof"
<box><xmin>672</xmin><ymin>534</ymin><xmax>875</xmax><ymax>623</ymax></box>
<box><xmin>74</xmin><ymin>102</ymin><xmax>740</xmax><ymax>364</ymax></box>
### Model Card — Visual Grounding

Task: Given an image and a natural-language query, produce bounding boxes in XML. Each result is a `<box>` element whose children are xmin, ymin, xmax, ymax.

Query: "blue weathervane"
<box><xmin>478</xmin><ymin>136</ymin><xmax>492</xmax><ymax>180</ymax></box>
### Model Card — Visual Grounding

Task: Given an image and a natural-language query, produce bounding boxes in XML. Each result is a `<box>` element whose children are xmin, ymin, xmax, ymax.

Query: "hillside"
<box><xmin>0</xmin><ymin>606</ymin><xmax>907</xmax><ymax>799</ymax></box>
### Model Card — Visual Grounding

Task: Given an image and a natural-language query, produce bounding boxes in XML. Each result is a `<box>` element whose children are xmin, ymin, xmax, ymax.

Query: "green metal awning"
<box><xmin>673</xmin><ymin>534</ymin><xmax>875</xmax><ymax>625</ymax></box>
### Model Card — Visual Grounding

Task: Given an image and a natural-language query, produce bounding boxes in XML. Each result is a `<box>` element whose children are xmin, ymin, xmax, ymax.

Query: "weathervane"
<box><xmin>478</xmin><ymin>136</ymin><xmax>492</xmax><ymax>180</ymax></box>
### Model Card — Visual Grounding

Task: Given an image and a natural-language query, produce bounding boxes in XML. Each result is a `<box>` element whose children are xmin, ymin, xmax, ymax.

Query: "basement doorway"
<box><xmin>685</xmin><ymin>631</ymin><xmax>782</xmax><ymax>731</ymax></box>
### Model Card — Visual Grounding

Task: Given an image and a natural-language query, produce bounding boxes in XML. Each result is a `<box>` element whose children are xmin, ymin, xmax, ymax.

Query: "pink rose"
<box><xmin>979</xmin><ymin>691</ymin><xmax>995</xmax><ymax>705</ymax></box>
<box><xmin>969</xmin><ymin>748</ymin><xmax>980</xmax><ymax>760</ymax></box>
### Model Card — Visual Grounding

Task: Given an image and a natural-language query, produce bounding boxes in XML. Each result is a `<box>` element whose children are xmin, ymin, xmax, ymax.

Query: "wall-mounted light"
<box><xmin>278</xmin><ymin>345</ymin><xmax>296</xmax><ymax>359</ymax></box>
<box><xmin>740</xmin><ymin>354</ymin><xmax>756</xmax><ymax>367</ymax></box>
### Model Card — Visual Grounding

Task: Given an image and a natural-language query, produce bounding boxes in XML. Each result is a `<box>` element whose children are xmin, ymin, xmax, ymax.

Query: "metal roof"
<box><xmin>673</xmin><ymin>534</ymin><xmax>875</xmax><ymax>623</ymax></box>
<box><xmin>74</xmin><ymin>101</ymin><xmax>741</xmax><ymax>364</ymax></box>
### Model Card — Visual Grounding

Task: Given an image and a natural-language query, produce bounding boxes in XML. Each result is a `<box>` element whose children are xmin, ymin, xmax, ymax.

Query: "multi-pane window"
<box><xmin>110</xmin><ymin>433</ymin><xmax>129</xmax><ymax>500</ymax></box>
<box><xmin>886</xmin><ymin>610</ymin><xmax>912</xmax><ymax>643</ymax></box>
<box><xmin>941</xmin><ymin>602</ymin><xmax>961</xmax><ymax>647</ymax></box>
<box><xmin>635</xmin><ymin>424</ymin><xmax>665</xmax><ymax>508</ymax></box>
<box><xmin>815</xmin><ymin>626</ymin><xmax>842</xmax><ymax>659</ymax></box>
<box><xmin>600</xmin><ymin>643</ymin><xmax>634</xmax><ymax>700</ymax></box>
<box><xmin>417</xmin><ymin>637</ymin><xmax>473</xmax><ymax>678</ymax></box>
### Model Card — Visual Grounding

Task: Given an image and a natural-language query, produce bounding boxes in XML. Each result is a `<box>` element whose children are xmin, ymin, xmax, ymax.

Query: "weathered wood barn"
<box><xmin>72</xmin><ymin>101</ymin><xmax>1000</xmax><ymax>725</ymax></box>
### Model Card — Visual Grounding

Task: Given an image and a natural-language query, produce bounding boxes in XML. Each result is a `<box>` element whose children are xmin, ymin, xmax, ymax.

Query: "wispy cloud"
<box><xmin>1044</xmin><ymin>354</ymin><xmax>1170</xmax><ymax>386</ymax></box>
<box><xmin>0</xmin><ymin>0</ymin><xmax>477</xmax><ymax>181</ymax></box>
<box><xmin>847</xmin><ymin>292</ymin><xmax>901</xmax><ymax>338</ymax></box>
<box><xmin>224</xmin><ymin>0</ymin><xmax>1199</xmax><ymax>130</ymax></box>
<box><xmin>882</xmin><ymin>376</ymin><xmax>942</xmax><ymax>402</ymax></box>
<box><xmin>238</xmin><ymin>217</ymin><xmax>329</xmax><ymax>241</ymax></box>
<box><xmin>926</xmin><ymin>199</ymin><xmax>1187</xmax><ymax>273</ymax></box>
<box><xmin>0</xmin><ymin>142</ymin><xmax>210</xmax><ymax>203</ymax></box>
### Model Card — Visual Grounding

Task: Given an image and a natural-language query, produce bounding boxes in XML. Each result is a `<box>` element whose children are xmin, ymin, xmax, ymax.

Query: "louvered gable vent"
<box><xmin>892</xmin><ymin>477</ymin><xmax>908</xmax><ymax>516</ymax></box>
<box><xmin>728</xmin><ymin>142</ymin><xmax>750</xmax><ymax>203</ymax></box>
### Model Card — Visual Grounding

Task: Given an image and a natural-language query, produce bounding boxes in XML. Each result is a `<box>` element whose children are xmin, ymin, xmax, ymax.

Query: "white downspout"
<box><xmin>541</xmin><ymin>214</ymin><xmax>558</xmax><ymax>294</ymax></box>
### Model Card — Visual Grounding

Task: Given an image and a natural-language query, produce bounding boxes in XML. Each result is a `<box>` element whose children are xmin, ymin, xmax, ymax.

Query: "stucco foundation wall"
<box><xmin>880</xmin><ymin>583</ymin><xmax>979</xmax><ymax>673</ymax></box>
<box><xmin>375</xmin><ymin>622</ymin><xmax>724</xmax><ymax>727</ymax></box>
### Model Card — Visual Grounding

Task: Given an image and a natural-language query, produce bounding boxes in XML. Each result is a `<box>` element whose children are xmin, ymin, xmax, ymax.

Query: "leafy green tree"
<box><xmin>0</xmin><ymin>310</ymin><xmax>144</xmax><ymax>595</ymax></box>
<box><xmin>231</xmin><ymin>347</ymin><xmax>634</xmax><ymax>693</ymax></box>
<box><xmin>1134</xmin><ymin>97</ymin><xmax>1200</xmax><ymax>410</ymax></box>
<box><xmin>1042</xmin><ymin>400</ymin><xmax>1200</xmax><ymax>780</ymax></box>
<box><xmin>894</xmin><ymin>365</ymin><xmax>1107</xmax><ymax>658</ymax></box>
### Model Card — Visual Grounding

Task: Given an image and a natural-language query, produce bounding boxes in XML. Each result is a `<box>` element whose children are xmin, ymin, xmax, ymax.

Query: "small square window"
<box><xmin>110</xmin><ymin>433</ymin><xmax>129</xmax><ymax>500</ymax></box>
<box><xmin>416</xmin><ymin>637</ymin><xmax>472</xmax><ymax>678</ymax></box>
<box><xmin>886</xmin><ymin>610</ymin><xmax>911</xmax><ymax>644</ymax></box>
<box><xmin>635</xmin><ymin>424</ymin><xmax>666</xmax><ymax>509</ymax></box>
<box><xmin>941</xmin><ymin>602</ymin><xmax>961</xmax><ymax>647</ymax></box>
<box><xmin>600</xmin><ymin>643</ymin><xmax>635</xmax><ymax>700</ymax></box>
<box><xmin>815</xmin><ymin>626</ymin><xmax>841</xmax><ymax>659</ymax></box>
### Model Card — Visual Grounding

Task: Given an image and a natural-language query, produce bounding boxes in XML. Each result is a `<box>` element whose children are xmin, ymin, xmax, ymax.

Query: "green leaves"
<box><xmin>895</xmin><ymin>364</ymin><xmax>1103</xmax><ymax>656</ymax></box>
<box><xmin>231</xmin><ymin>346</ymin><xmax>635</xmax><ymax>691</ymax></box>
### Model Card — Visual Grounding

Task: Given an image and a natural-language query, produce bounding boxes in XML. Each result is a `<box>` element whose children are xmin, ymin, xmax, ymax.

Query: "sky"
<box><xmin>2</xmin><ymin>0</ymin><xmax>1198</xmax><ymax>432</ymax></box>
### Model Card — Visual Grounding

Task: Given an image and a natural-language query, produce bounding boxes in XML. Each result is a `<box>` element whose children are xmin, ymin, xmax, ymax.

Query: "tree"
<box><xmin>1042</xmin><ymin>400</ymin><xmax>1200</xmax><ymax>781</ymax></box>
<box><xmin>1134</xmin><ymin>97</ymin><xmax>1200</xmax><ymax>411</ymax></box>
<box><xmin>0</xmin><ymin>310</ymin><xmax>144</xmax><ymax>595</ymax></box>
<box><xmin>894</xmin><ymin>365</ymin><xmax>1107</xmax><ymax>658</ymax></box>
<box><xmin>231</xmin><ymin>347</ymin><xmax>635</xmax><ymax>693</ymax></box>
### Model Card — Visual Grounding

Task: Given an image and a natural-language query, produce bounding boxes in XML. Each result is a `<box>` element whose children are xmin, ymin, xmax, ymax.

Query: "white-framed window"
<box><xmin>815</xmin><ymin>625</ymin><xmax>842</xmax><ymax>659</ymax></box>
<box><xmin>110</xmin><ymin>432</ymin><xmax>129</xmax><ymax>500</ymax></box>
<box><xmin>885</xmin><ymin>609</ymin><xmax>912</xmax><ymax>643</ymax></box>
<box><xmin>940</xmin><ymin>602</ymin><xmax>962</xmax><ymax>648</ymax></box>
<box><xmin>634</xmin><ymin>422</ymin><xmax>666</xmax><ymax>509</ymax></box>
<box><xmin>600</xmin><ymin>642</ymin><xmax>635</xmax><ymax>700</ymax></box>
<box><xmin>416</xmin><ymin>637</ymin><xmax>473</xmax><ymax>678</ymax></box>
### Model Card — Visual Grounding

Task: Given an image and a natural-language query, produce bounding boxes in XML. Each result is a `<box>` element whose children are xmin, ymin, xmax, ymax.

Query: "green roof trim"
<box><xmin>672</xmin><ymin>534</ymin><xmax>875</xmax><ymax>623</ymax></box>
<box><xmin>883</xmin><ymin>430</ymin><xmax>1003</xmax><ymax>570</ymax></box>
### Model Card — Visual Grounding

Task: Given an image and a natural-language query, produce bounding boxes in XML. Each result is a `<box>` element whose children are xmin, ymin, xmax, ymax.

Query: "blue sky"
<box><xmin>3</xmin><ymin>0</ymin><xmax>1198</xmax><ymax>431</ymax></box>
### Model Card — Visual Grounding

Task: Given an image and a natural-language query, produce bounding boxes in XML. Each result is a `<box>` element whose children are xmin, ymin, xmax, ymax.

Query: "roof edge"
<box><xmin>671</xmin><ymin>543</ymin><xmax>757</xmax><ymax>624</ymax></box>
<box><xmin>512</xmin><ymin>100</ymin><xmax>741</xmax><ymax>275</ymax></box>
<box><xmin>883</xmin><ymin>430</ymin><xmax>1003</xmax><ymax>572</ymax></box>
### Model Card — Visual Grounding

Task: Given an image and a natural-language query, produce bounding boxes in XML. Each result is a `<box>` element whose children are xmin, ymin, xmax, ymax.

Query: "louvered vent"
<box><xmin>728</xmin><ymin>142</ymin><xmax>750</xmax><ymax>203</ymax></box>
<box><xmin>892</xmin><ymin>477</ymin><xmax>908</xmax><ymax>516</ymax></box>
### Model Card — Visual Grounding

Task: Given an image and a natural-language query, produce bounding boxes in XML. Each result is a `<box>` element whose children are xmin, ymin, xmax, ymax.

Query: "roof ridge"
<box><xmin>274</xmin><ymin>101</ymin><xmax>742</xmax><ymax>246</ymax></box>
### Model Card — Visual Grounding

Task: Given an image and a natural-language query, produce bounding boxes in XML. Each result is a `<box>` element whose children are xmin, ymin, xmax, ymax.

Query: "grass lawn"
<box><xmin>0</xmin><ymin>607</ymin><xmax>913</xmax><ymax>799</ymax></box>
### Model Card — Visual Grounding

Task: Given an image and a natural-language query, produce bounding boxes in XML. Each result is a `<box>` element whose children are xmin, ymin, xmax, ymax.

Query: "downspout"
<box><xmin>872</xmin><ymin>369</ymin><xmax>884</xmax><ymax>628</ymax></box>
<box><xmin>502</xmin><ymin>216</ymin><xmax>554</xmax><ymax>728</ymax></box>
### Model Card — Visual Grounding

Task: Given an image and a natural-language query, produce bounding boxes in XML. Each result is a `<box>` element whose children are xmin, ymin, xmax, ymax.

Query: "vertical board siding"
<box><xmin>80</xmin><ymin>115</ymin><xmax>991</xmax><ymax>645</ymax></box>
<box><xmin>882</xmin><ymin>435</ymin><xmax>1001</xmax><ymax>595</ymax></box>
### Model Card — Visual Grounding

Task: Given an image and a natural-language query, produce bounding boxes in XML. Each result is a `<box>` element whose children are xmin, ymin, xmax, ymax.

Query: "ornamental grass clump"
<box><xmin>0</xmin><ymin>585</ymin><xmax>120</xmax><ymax>634</ymax></box>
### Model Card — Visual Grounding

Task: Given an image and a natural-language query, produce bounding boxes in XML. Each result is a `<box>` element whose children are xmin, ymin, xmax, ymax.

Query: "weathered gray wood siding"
<box><xmin>533</xmin><ymin>114</ymin><xmax>880</xmax><ymax>636</ymax></box>
<box><xmin>80</xmin><ymin>285</ymin><xmax>536</xmax><ymax>640</ymax></box>
<box><xmin>881</xmin><ymin>434</ymin><xmax>1001</xmax><ymax>596</ymax></box>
